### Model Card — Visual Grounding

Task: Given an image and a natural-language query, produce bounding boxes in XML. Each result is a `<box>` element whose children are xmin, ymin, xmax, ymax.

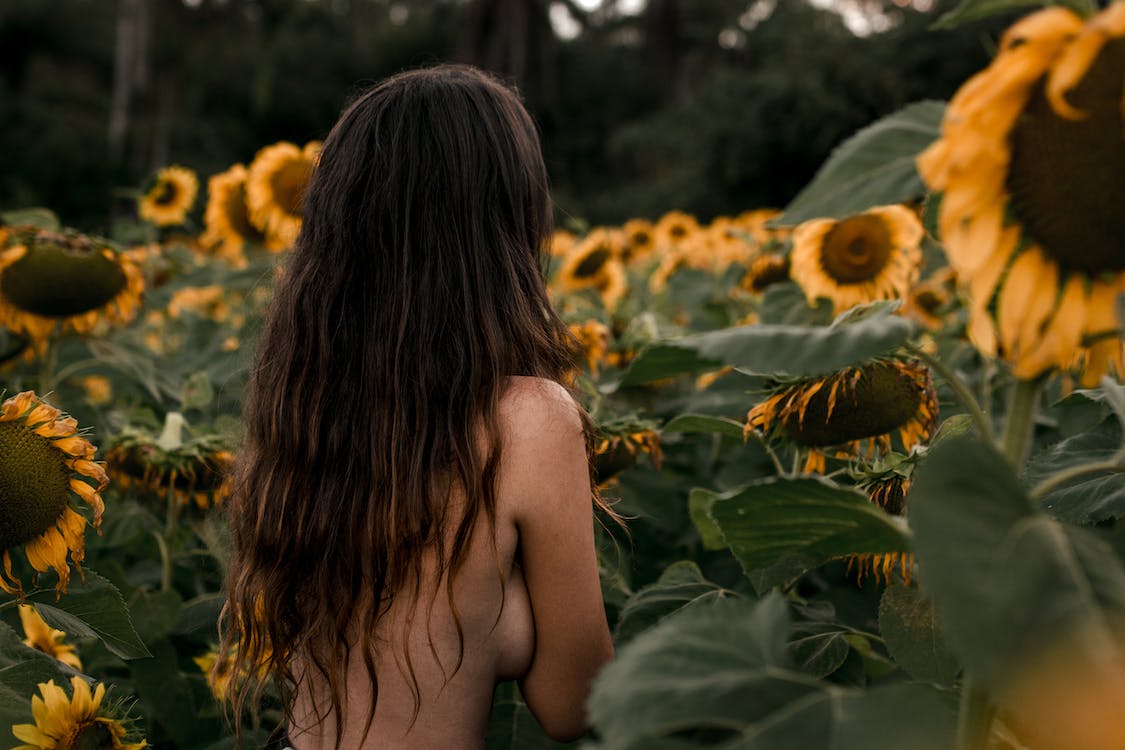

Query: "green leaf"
<box><xmin>130</xmin><ymin>639</ymin><xmax>218</xmax><ymax>746</ymax></box>
<box><xmin>1029</xmin><ymin>419</ymin><xmax>1125</xmax><ymax>524</ymax></box>
<box><xmin>613</xmin><ymin>561</ymin><xmax>731</xmax><ymax>644</ymax></box>
<box><xmin>934</xmin><ymin>0</ymin><xmax>1096</xmax><ymax>30</ymax></box>
<box><xmin>128</xmin><ymin>589</ymin><xmax>183</xmax><ymax>645</ymax></box>
<box><xmin>485</xmin><ymin>682</ymin><xmax>571</xmax><ymax>750</ymax></box>
<box><xmin>878</xmin><ymin>583</ymin><xmax>960</xmax><ymax>685</ymax></box>
<box><xmin>776</xmin><ymin>101</ymin><xmax>945</xmax><ymax>225</ymax></box>
<box><xmin>587</xmin><ymin>596</ymin><xmax>955</xmax><ymax>750</ymax></box>
<box><xmin>589</xmin><ymin>594</ymin><xmax>817</xmax><ymax>745</ymax></box>
<box><xmin>181</xmin><ymin>370</ymin><xmax>215</xmax><ymax>411</ymax></box>
<box><xmin>688</xmin><ymin>488</ymin><xmax>727</xmax><ymax>551</ymax></box>
<box><xmin>0</xmin><ymin>622</ymin><xmax>77</xmax><ymax>726</ymax></box>
<box><xmin>620</xmin><ymin>306</ymin><xmax>914</xmax><ymax>385</ymax></box>
<box><xmin>789</xmin><ymin>625</ymin><xmax>851</xmax><ymax>679</ymax></box>
<box><xmin>663</xmin><ymin>413</ymin><xmax>746</xmax><ymax>439</ymax></box>
<box><xmin>909</xmin><ymin>435</ymin><xmax>1125</xmax><ymax>693</ymax></box>
<box><xmin>708</xmin><ymin>477</ymin><xmax>911</xmax><ymax>589</ymax></box>
<box><xmin>0</xmin><ymin>207</ymin><xmax>61</xmax><ymax>231</ymax></box>
<box><xmin>29</xmin><ymin>570</ymin><xmax>150</xmax><ymax>660</ymax></box>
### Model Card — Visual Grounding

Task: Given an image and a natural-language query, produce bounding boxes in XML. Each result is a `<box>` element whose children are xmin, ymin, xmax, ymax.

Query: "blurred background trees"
<box><xmin>0</xmin><ymin>0</ymin><xmax>1007</xmax><ymax>231</ymax></box>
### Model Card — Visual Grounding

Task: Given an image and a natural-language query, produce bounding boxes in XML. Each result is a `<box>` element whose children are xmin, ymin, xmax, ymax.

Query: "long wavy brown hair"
<box><xmin>218</xmin><ymin>64</ymin><xmax>583</xmax><ymax>745</ymax></box>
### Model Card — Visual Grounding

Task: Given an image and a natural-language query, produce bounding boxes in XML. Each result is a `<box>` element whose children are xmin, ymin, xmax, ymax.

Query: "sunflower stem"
<box><xmin>38</xmin><ymin>326</ymin><xmax>62</xmax><ymax>398</ymax></box>
<box><xmin>151</xmin><ymin>530</ymin><xmax>173</xmax><ymax>593</ymax></box>
<box><xmin>956</xmin><ymin>677</ymin><xmax>994</xmax><ymax>750</ymax></box>
<box><xmin>907</xmin><ymin>343</ymin><xmax>994</xmax><ymax>444</ymax></box>
<box><xmin>159</xmin><ymin>482</ymin><xmax>183</xmax><ymax>593</ymax></box>
<box><xmin>1001</xmin><ymin>377</ymin><xmax>1045</xmax><ymax>469</ymax></box>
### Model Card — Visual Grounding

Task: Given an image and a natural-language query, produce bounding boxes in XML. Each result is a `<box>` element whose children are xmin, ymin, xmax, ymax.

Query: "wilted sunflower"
<box><xmin>592</xmin><ymin>417</ymin><xmax>663</xmax><ymax>487</ymax></box>
<box><xmin>137</xmin><ymin>166</ymin><xmax>198</xmax><ymax>227</ymax></box>
<box><xmin>844</xmin><ymin>458</ymin><xmax>917</xmax><ymax>585</ymax></box>
<box><xmin>11</xmin><ymin>676</ymin><xmax>147</xmax><ymax>750</ymax></box>
<box><xmin>106</xmin><ymin>416</ymin><xmax>234</xmax><ymax>511</ymax></box>
<box><xmin>200</xmin><ymin>163</ymin><xmax>263</xmax><ymax>266</ymax></box>
<box><xmin>745</xmin><ymin>359</ymin><xmax>938</xmax><ymax>474</ymax></box>
<box><xmin>19</xmin><ymin>604</ymin><xmax>82</xmax><ymax>669</ymax></box>
<box><xmin>740</xmin><ymin>253</ymin><xmax>791</xmax><ymax>294</ymax></box>
<box><xmin>246</xmin><ymin>140</ymin><xmax>321</xmax><ymax>250</ymax></box>
<box><xmin>0</xmin><ymin>228</ymin><xmax>144</xmax><ymax>343</ymax></box>
<box><xmin>652</xmin><ymin>210</ymin><xmax>701</xmax><ymax>249</ymax></box>
<box><xmin>0</xmin><ymin>391</ymin><xmax>106</xmax><ymax>595</ymax></box>
<box><xmin>789</xmin><ymin>205</ymin><xmax>924</xmax><ymax>314</ymax></box>
<box><xmin>918</xmin><ymin>5</ymin><xmax>1125</xmax><ymax>385</ymax></box>
<box><xmin>568</xmin><ymin>320</ymin><xmax>611</xmax><ymax>377</ymax></box>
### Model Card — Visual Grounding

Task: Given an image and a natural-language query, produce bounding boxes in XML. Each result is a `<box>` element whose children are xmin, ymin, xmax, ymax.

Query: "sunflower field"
<box><xmin>1</xmin><ymin>0</ymin><xmax>1124</xmax><ymax>748</ymax></box>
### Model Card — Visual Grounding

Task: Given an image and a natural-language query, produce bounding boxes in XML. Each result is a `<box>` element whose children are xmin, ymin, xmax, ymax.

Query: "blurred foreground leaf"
<box><xmin>878</xmin><ymin>583</ymin><xmax>960</xmax><ymax>686</ymax></box>
<box><xmin>706</xmin><ymin>477</ymin><xmax>911</xmax><ymax>590</ymax></box>
<box><xmin>776</xmin><ymin>101</ymin><xmax>945</xmax><ymax>225</ymax></box>
<box><xmin>910</xmin><ymin>435</ymin><xmax>1125</xmax><ymax>693</ymax></box>
<box><xmin>1029</xmin><ymin>419</ymin><xmax>1125</xmax><ymax>524</ymax></box>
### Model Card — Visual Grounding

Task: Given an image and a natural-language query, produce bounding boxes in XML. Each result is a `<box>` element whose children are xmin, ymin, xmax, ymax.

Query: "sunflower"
<box><xmin>0</xmin><ymin>228</ymin><xmax>144</xmax><ymax>343</ymax></box>
<box><xmin>745</xmin><ymin>359</ymin><xmax>938</xmax><ymax>474</ymax></box>
<box><xmin>652</xmin><ymin>210</ymin><xmax>701</xmax><ymax>250</ymax></box>
<box><xmin>740</xmin><ymin>253</ymin><xmax>791</xmax><ymax>294</ymax></box>
<box><xmin>555</xmin><ymin>230</ymin><xmax>630</xmax><ymax>311</ymax></box>
<box><xmin>549</xmin><ymin>229</ymin><xmax>578</xmax><ymax>258</ymax></box>
<box><xmin>568</xmin><ymin>320</ymin><xmax>611</xmax><ymax>377</ymax></box>
<box><xmin>899</xmin><ymin>268</ymin><xmax>958</xmax><ymax>332</ymax></box>
<box><xmin>18</xmin><ymin>604</ymin><xmax>82</xmax><ymax>670</ymax></box>
<box><xmin>246</xmin><ymin>140</ymin><xmax>321</xmax><ymax>250</ymax></box>
<box><xmin>704</xmin><ymin>216</ymin><xmax>757</xmax><ymax>269</ymax></box>
<box><xmin>199</xmin><ymin>164</ymin><xmax>263</xmax><ymax>266</ymax></box>
<box><xmin>789</xmin><ymin>205</ymin><xmax>924</xmax><ymax>314</ymax></box>
<box><xmin>917</xmin><ymin>5</ymin><xmax>1125</xmax><ymax>385</ymax></box>
<box><xmin>11</xmin><ymin>676</ymin><xmax>147</xmax><ymax>750</ymax></box>
<box><xmin>75</xmin><ymin>375</ymin><xmax>113</xmax><ymax>408</ymax></box>
<box><xmin>592</xmin><ymin>419</ymin><xmax>663</xmax><ymax>487</ymax></box>
<box><xmin>137</xmin><ymin>166</ymin><xmax>198</xmax><ymax>227</ymax></box>
<box><xmin>106</xmin><ymin>417</ymin><xmax>233</xmax><ymax>512</ymax></box>
<box><xmin>621</xmin><ymin>219</ymin><xmax>656</xmax><ymax>264</ymax></box>
<box><xmin>0</xmin><ymin>391</ymin><xmax>106</xmax><ymax>596</ymax></box>
<box><xmin>166</xmin><ymin>285</ymin><xmax>232</xmax><ymax>323</ymax></box>
<box><xmin>734</xmin><ymin>208</ymin><xmax>790</xmax><ymax>248</ymax></box>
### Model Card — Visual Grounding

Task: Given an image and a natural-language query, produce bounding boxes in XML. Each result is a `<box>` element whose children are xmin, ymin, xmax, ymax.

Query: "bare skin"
<box><xmin>289</xmin><ymin>377</ymin><xmax>614</xmax><ymax>749</ymax></box>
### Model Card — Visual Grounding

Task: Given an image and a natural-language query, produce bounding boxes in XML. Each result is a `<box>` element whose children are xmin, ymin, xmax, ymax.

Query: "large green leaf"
<box><xmin>663</xmin><ymin>414</ymin><xmax>746</xmax><ymax>440</ymax></box>
<box><xmin>909</xmin><ymin>435</ymin><xmax>1125</xmax><ymax>693</ymax></box>
<box><xmin>1029</xmin><ymin>419</ymin><xmax>1125</xmax><ymax>524</ymax></box>
<box><xmin>29</xmin><ymin>570</ymin><xmax>150</xmax><ymax>660</ymax></box>
<box><xmin>775</xmin><ymin>101</ymin><xmax>945</xmax><ymax>225</ymax></box>
<box><xmin>708</xmin><ymin>477</ymin><xmax>911</xmax><ymax>590</ymax></box>
<box><xmin>878</xmin><ymin>583</ymin><xmax>960</xmax><ymax>686</ymax></box>
<box><xmin>613</xmin><ymin>561</ymin><xmax>732</xmax><ymax>644</ymax></box>
<box><xmin>619</xmin><ymin>306</ymin><xmax>914</xmax><ymax>386</ymax></box>
<box><xmin>934</xmin><ymin>0</ymin><xmax>1096</xmax><ymax>30</ymax></box>
<box><xmin>587</xmin><ymin>596</ymin><xmax>955</xmax><ymax>750</ymax></box>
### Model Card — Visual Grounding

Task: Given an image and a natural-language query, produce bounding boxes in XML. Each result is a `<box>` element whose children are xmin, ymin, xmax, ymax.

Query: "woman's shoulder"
<box><xmin>498</xmin><ymin>376</ymin><xmax>583</xmax><ymax>441</ymax></box>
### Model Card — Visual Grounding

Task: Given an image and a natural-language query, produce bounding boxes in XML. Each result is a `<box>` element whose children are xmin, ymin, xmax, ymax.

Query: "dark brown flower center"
<box><xmin>151</xmin><ymin>180</ymin><xmax>179</xmax><ymax>207</ymax></box>
<box><xmin>1007</xmin><ymin>37</ymin><xmax>1125</xmax><ymax>275</ymax></box>
<box><xmin>223</xmin><ymin>182</ymin><xmax>263</xmax><ymax>241</ymax></box>
<box><xmin>820</xmin><ymin>215</ymin><xmax>893</xmax><ymax>283</ymax></box>
<box><xmin>271</xmin><ymin>158</ymin><xmax>313</xmax><ymax>217</ymax></box>
<box><xmin>0</xmin><ymin>420</ymin><xmax>70</xmax><ymax>551</ymax></box>
<box><xmin>573</xmin><ymin>247</ymin><xmax>611</xmax><ymax>278</ymax></box>
<box><xmin>2</xmin><ymin>241</ymin><xmax>127</xmax><ymax>318</ymax></box>
<box><xmin>782</xmin><ymin>362</ymin><xmax>926</xmax><ymax>446</ymax></box>
<box><xmin>74</xmin><ymin>720</ymin><xmax>117</xmax><ymax>750</ymax></box>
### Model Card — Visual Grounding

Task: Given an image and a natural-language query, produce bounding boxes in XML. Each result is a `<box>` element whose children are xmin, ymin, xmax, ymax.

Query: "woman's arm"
<box><xmin>501</xmin><ymin>378</ymin><xmax>614</xmax><ymax>742</ymax></box>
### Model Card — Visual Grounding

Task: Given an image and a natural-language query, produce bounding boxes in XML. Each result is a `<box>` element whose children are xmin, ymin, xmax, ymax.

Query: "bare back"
<box><xmin>287</xmin><ymin>377</ymin><xmax>611</xmax><ymax>749</ymax></box>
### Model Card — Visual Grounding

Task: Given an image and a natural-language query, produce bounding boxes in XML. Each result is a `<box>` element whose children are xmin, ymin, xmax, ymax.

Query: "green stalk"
<box><xmin>159</xmin><ymin>482</ymin><xmax>183</xmax><ymax>592</ymax></box>
<box><xmin>907</xmin><ymin>343</ymin><xmax>995</xmax><ymax>443</ymax></box>
<box><xmin>956</xmin><ymin>377</ymin><xmax>1044</xmax><ymax>750</ymax></box>
<box><xmin>38</xmin><ymin>325</ymin><xmax>61</xmax><ymax>397</ymax></box>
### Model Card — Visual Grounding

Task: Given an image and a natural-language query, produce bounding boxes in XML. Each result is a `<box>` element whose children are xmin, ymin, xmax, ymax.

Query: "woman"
<box><xmin>219</xmin><ymin>65</ymin><xmax>614</xmax><ymax>748</ymax></box>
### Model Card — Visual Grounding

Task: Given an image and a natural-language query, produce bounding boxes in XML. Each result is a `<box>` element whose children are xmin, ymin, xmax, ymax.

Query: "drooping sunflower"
<box><xmin>18</xmin><ymin>604</ymin><xmax>82</xmax><ymax>670</ymax></box>
<box><xmin>745</xmin><ymin>359</ymin><xmax>938</xmax><ymax>474</ymax></box>
<box><xmin>106</xmin><ymin>416</ymin><xmax>234</xmax><ymax>511</ymax></box>
<box><xmin>789</xmin><ymin>205</ymin><xmax>924</xmax><ymax>314</ymax></box>
<box><xmin>0</xmin><ymin>228</ymin><xmax>144</xmax><ymax>343</ymax></box>
<box><xmin>246</xmin><ymin>140</ymin><xmax>321</xmax><ymax>250</ymax></box>
<box><xmin>0</xmin><ymin>391</ymin><xmax>107</xmax><ymax>595</ymax></box>
<box><xmin>845</xmin><ymin>460</ymin><xmax>917</xmax><ymax>585</ymax></box>
<box><xmin>11</xmin><ymin>676</ymin><xmax>147</xmax><ymax>750</ymax></box>
<box><xmin>918</xmin><ymin>5</ymin><xmax>1125</xmax><ymax>385</ymax></box>
<box><xmin>592</xmin><ymin>417</ymin><xmax>663</xmax><ymax>487</ymax></box>
<box><xmin>137</xmin><ymin>166</ymin><xmax>198</xmax><ymax>227</ymax></box>
<box><xmin>199</xmin><ymin>163</ymin><xmax>263</xmax><ymax>266</ymax></box>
